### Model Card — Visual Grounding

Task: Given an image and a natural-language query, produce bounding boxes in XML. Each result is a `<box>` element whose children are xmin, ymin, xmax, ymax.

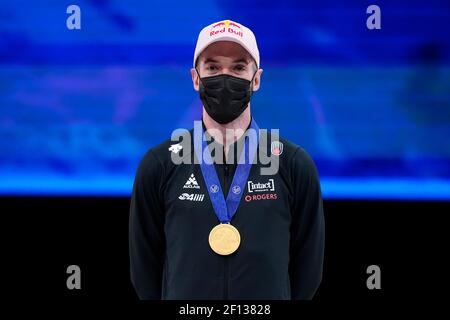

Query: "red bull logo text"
<box><xmin>210</xmin><ymin>20</ymin><xmax>243</xmax><ymax>37</ymax></box>
<box><xmin>210</xmin><ymin>27</ymin><xmax>243</xmax><ymax>38</ymax></box>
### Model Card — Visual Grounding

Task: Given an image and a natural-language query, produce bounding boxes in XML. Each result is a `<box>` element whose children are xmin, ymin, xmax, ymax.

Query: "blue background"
<box><xmin>1</xmin><ymin>0</ymin><xmax>449</xmax><ymax>199</ymax></box>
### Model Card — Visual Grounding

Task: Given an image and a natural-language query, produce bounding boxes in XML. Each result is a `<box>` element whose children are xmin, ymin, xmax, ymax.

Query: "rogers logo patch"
<box><xmin>244</xmin><ymin>193</ymin><xmax>278</xmax><ymax>202</ymax></box>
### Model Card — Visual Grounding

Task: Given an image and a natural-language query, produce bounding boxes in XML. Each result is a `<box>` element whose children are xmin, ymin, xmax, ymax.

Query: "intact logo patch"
<box><xmin>247</xmin><ymin>179</ymin><xmax>275</xmax><ymax>193</ymax></box>
<box><xmin>183</xmin><ymin>174</ymin><xmax>200</xmax><ymax>189</ymax></box>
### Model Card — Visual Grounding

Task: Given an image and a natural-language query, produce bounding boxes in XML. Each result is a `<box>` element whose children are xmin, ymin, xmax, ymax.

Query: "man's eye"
<box><xmin>206</xmin><ymin>65</ymin><xmax>218</xmax><ymax>71</ymax></box>
<box><xmin>234</xmin><ymin>65</ymin><xmax>246</xmax><ymax>71</ymax></box>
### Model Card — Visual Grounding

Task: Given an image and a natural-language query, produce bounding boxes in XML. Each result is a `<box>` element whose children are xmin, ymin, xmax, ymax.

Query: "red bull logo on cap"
<box><xmin>210</xmin><ymin>19</ymin><xmax>243</xmax><ymax>38</ymax></box>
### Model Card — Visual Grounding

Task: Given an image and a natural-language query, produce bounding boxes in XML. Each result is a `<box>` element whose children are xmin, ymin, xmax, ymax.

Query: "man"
<box><xmin>129</xmin><ymin>19</ymin><xmax>325</xmax><ymax>300</ymax></box>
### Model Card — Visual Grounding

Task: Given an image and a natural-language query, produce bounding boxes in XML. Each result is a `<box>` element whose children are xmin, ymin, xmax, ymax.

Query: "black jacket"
<box><xmin>129</xmin><ymin>125</ymin><xmax>325</xmax><ymax>299</ymax></box>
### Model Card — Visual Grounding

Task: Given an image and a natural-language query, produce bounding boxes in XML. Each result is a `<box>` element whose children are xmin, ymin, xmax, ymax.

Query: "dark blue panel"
<box><xmin>1</xmin><ymin>0</ymin><xmax>449</xmax><ymax>199</ymax></box>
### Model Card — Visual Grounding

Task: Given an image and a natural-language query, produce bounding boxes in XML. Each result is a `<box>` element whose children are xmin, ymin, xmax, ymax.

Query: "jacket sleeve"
<box><xmin>129</xmin><ymin>150</ymin><xmax>166</xmax><ymax>299</ymax></box>
<box><xmin>289</xmin><ymin>147</ymin><xmax>325</xmax><ymax>300</ymax></box>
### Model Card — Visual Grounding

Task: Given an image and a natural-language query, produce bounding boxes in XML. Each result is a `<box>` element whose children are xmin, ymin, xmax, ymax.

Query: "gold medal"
<box><xmin>208</xmin><ymin>223</ymin><xmax>241</xmax><ymax>255</ymax></box>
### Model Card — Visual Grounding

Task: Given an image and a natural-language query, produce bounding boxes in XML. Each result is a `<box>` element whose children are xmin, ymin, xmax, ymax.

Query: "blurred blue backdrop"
<box><xmin>0</xmin><ymin>0</ymin><xmax>449</xmax><ymax>199</ymax></box>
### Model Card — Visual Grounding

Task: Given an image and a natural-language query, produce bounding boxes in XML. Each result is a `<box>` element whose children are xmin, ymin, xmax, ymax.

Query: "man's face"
<box><xmin>191</xmin><ymin>41</ymin><xmax>263</xmax><ymax>92</ymax></box>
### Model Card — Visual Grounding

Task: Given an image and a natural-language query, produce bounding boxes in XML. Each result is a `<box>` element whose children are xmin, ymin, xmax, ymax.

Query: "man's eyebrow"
<box><xmin>203</xmin><ymin>58</ymin><xmax>219</xmax><ymax>64</ymax></box>
<box><xmin>202</xmin><ymin>58</ymin><xmax>250</xmax><ymax>64</ymax></box>
<box><xmin>232</xmin><ymin>58</ymin><xmax>250</xmax><ymax>64</ymax></box>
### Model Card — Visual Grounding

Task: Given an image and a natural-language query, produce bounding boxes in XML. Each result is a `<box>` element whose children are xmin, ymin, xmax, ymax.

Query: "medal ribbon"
<box><xmin>194</xmin><ymin>118</ymin><xmax>259</xmax><ymax>224</ymax></box>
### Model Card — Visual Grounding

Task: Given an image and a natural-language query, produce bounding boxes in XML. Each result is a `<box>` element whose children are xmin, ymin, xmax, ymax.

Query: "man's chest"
<box><xmin>163</xmin><ymin>163</ymin><xmax>292</xmax><ymax>226</ymax></box>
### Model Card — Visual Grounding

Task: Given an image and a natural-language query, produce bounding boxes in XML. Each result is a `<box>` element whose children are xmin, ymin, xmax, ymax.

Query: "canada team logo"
<box><xmin>271</xmin><ymin>141</ymin><xmax>283</xmax><ymax>156</ymax></box>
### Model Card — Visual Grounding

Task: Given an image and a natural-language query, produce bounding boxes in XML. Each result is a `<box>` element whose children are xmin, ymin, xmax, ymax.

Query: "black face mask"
<box><xmin>196</xmin><ymin>69</ymin><xmax>257</xmax><ymax>124</ymax></box>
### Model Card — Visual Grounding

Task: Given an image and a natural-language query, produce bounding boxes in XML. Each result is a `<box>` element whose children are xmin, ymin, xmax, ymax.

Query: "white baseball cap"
<box><xmin>193</xmin><ymin>19</ymin><xmax>260</xmax><ymax>69</ymax></box>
